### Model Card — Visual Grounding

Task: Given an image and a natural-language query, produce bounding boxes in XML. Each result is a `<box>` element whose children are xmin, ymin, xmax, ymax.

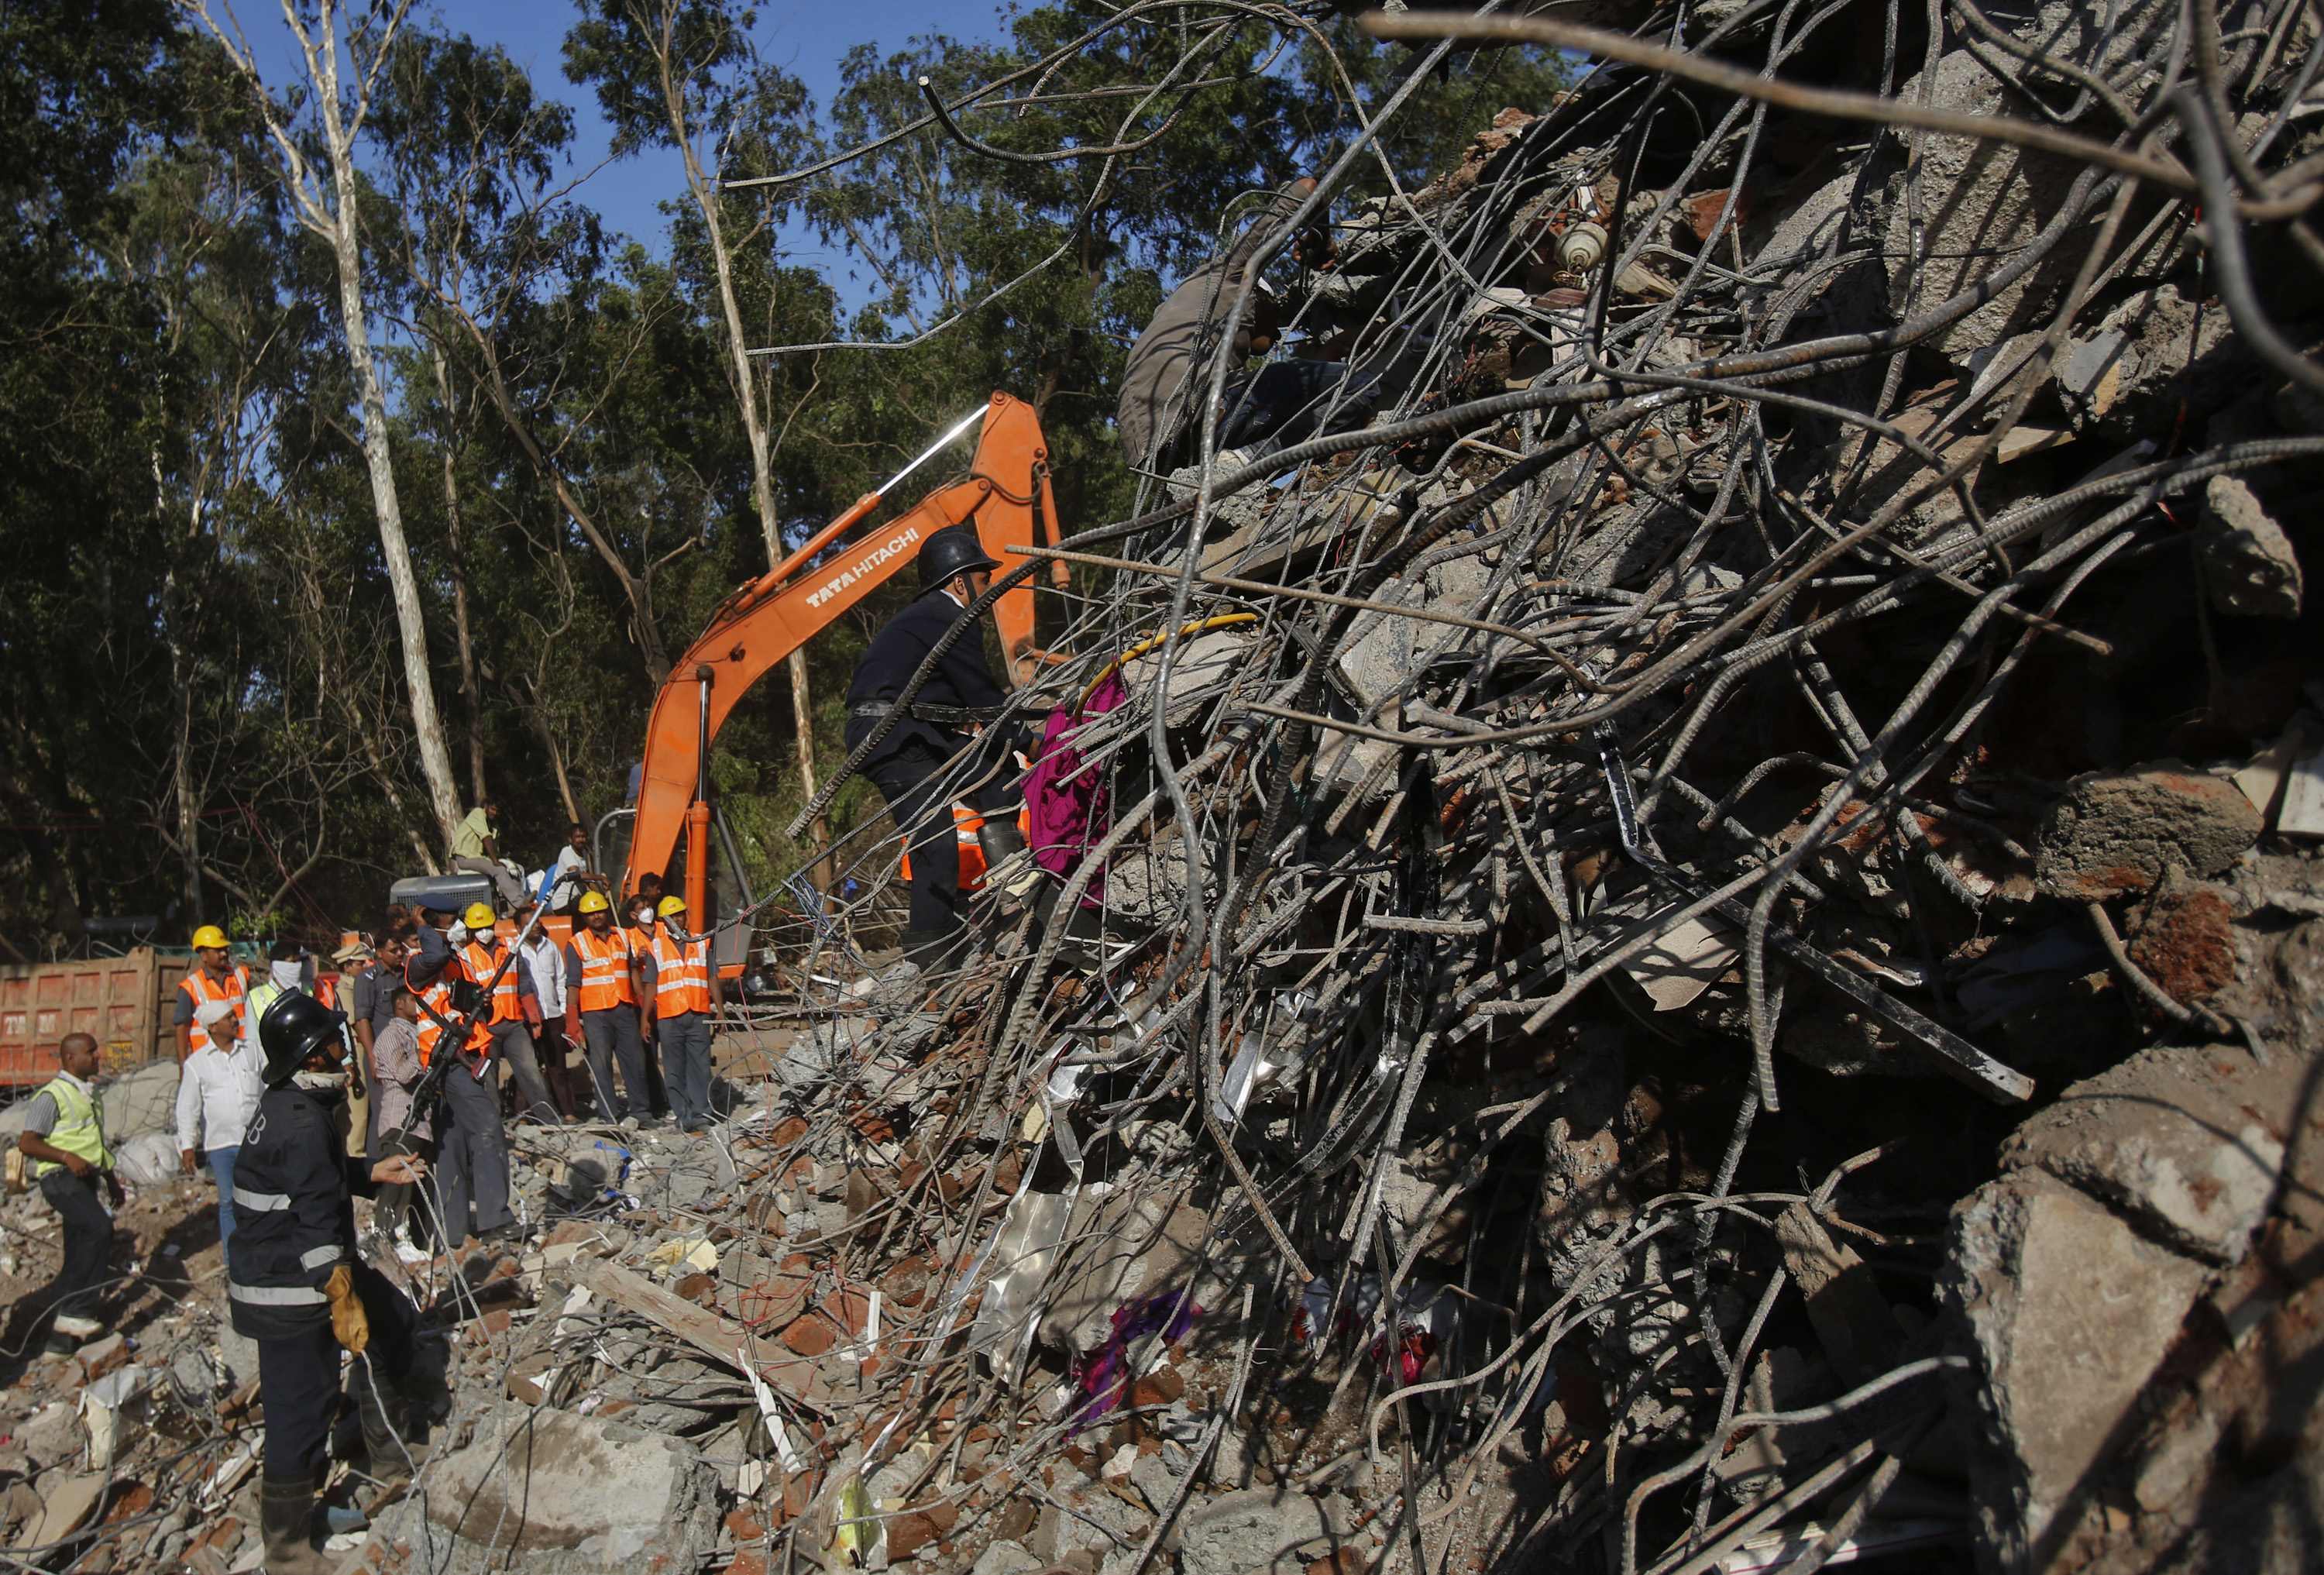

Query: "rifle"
<box><xmin>380</xmin><ymin>869</ymin><xmax>584</xmax><ymax>1153</ymax></box>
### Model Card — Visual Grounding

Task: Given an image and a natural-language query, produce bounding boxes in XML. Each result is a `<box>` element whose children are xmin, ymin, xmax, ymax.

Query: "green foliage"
<box><xmin>0</xmin><ymin>0</ymin><xmax>1563</xmax><ymax>956</ymax></box>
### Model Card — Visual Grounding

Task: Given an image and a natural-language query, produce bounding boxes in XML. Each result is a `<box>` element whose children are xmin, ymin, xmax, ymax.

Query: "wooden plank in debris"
<box><xmin>574</xmin><ymin>1260</ymin><xmax>853</xmax><ymax>1413</ymax></box>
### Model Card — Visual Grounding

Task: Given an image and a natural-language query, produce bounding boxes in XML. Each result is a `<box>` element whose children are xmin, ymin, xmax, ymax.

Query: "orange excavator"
<box><xmin>609</xmin><ymin>392</ymin><xmax>1067</xmax><ymax>964</ymax></box>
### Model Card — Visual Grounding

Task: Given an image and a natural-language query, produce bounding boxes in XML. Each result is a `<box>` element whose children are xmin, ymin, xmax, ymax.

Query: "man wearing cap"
<box><xmin>564</xmin><ymin>889</ymin><xmax>649</xmax><ymax>1123</ymax></box>
<box><xmin>329</xmin><ymin>940</ymin><xmax>376</xmax><ymax>1159</ymax></box>
<box><xmin>15</xmin><ymin>1034</ymin><xmax>122</xmax><ymax>1353</ymax></box>
<box><xmin>641</xmin><ymin>896</ymin><xmax>721</xmax><ymax>1136</ymax></box>
<box><xmin>457</xmin><ymin>903</ymin><xmax>559</xmax><ymax>1125</ymax></box>
<box><xmin>176</xmin><ymin>998</ymin><xmax>260</xmax><ymax>1253</ymax></box>
<box><xmin>176</xmin><ymin>924</ymin><xmax>251</xmax><ymax>1063</ymax></box>
<box><xmin>843</xmin><ymin>524</ymin><xmax>1032</xmax><ymax>968</ymax></box>
<box><xmin>230</xmin><ymin>992</ymin><xmax>428</xmax><ymax>1573</ymax></box>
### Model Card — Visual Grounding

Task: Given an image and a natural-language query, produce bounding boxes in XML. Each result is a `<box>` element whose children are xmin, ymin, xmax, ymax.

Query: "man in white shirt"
<box><xmin>177</xmin><ymin>998</ymin><xmax>261</xmax><ymax>1253</ymax></box>
<box><xmin>546</xmin><ymin>822</ymin><xmax>594</xmax><ymax>912</ymax></box>
<box><xmin>516</xmin><ymin>903</ymin><xmax>578</xmax><ymax>1119</ymax></box>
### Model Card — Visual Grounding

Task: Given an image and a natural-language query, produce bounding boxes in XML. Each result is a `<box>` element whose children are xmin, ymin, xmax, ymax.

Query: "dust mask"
<box><xmin>270</xmin><ymin>960</ymin><xmax>304</xmax><ymax>992</ymax></box>
<box><xmin>291</xmin><ymin>1070</ymin><xmax>347</xmax><ymax>1095</ymax></box>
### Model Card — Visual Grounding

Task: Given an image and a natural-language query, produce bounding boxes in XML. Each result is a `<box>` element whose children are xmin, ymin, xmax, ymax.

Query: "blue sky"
<box><xmin>267</xmin><ymin>2</ymin><xmax>1014</xmax><ymax>299</ymax></box>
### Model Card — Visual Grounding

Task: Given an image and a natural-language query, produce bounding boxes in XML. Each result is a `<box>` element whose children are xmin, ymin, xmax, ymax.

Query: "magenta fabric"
<box><xmin>1023</xmin><ymin>672</ymin><xmax>1126</xmax><ymax>894</ymax></box>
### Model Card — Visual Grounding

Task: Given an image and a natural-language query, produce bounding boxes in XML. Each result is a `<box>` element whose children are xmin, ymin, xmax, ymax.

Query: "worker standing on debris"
<box><xmin>642</xmin><ymin>895</ymin><xmax>720</xmax><ymax>1136</ymax></box>
<box><xmin>1117</xmin><ymin>177</ymin><xmax>1363</xmax><ymax>474</ymax></box>
<box><xmin>405</xmin><ymin>905</ymin><xmax>517</xmax><ymax>1247</ymax></box>
<box><xmin>176</xmin><ymin>999</ymin><xmax>259</xmax><ymax>1253</ymax></box>
<box><xmin>844</xmin><ymin>525</ymin><xmax>1034</xmax><ymax>968</ymax></box>
<box><xmin>515</xmin><ymin>902</ymin><xmax>577</xmax><ymax>1119</ymax></box>
<box><xmin>333</xmin><ymin>939</ymin><xmax>378</xmax><ymax>1160</ymax></box>
<box><xmin>230</xmin><ymin>993</ymin><xmax>428</xmax><ymax>1574</ymax></box>
<box><xmin>175</xmin><ymin>924</ymin><xmax>250</xmax><ymax>1062</ymax></box>
<box><xmin>566</xmin><ymin>889</ymin><xmax>651</xmax><ymax>1123</ymax></box>
<box><xmin>458</xmin><ymin>902</ymin><xmax>560</xmax><ymax>1126</ymax></box>
<box><xmin>366</xmin><ymin>987</ymin><xmax>430</xmax><ymax>1255</ymax></box>
<box><xmin>15</xmin><ymin>1033</ymin><xmax>122</xmax><ymax>1354</ymax></box>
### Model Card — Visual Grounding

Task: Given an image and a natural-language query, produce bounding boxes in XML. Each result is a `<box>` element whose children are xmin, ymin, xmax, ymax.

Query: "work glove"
<box><xmin>325</xmin><ymin>1262</ymin><xmax>370</xmax><ymax>1354</ymax></box>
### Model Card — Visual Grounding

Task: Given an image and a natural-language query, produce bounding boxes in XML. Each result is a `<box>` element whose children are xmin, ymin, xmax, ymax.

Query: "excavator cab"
<box><xmin>621</xmin><ymin>392</ymin><xmax>1068</xmax><ymax>941</ymax></box>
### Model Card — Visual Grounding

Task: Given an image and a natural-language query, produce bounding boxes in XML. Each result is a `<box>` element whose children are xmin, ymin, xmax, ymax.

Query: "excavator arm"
<box><xmin>627</xmin><ymin>392</ymin><xmax>1067</xmax><ymax>913</ymax></box>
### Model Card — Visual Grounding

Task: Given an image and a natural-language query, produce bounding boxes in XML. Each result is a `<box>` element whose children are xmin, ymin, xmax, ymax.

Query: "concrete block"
<box><xmin>424</xmin><ymin>1405</ymin><xmax>716</xmax><ymax>1563</ymax></box>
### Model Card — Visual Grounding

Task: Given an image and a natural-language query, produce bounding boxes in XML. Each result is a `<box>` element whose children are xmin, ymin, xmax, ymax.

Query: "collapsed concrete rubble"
<box><xmin>9</xmin><ymin>2</ymin><xmax>2324</xmax><ymax>1572</ymax></box>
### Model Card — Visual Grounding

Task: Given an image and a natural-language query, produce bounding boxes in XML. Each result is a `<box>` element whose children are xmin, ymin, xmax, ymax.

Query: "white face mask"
<box><xmin>446</xmin><ymin>921</ymin><xmax>469</xmax><ymax>948</ymax></box>
<box><xmin>291</xmin><ymin>1070</ymin><xmax>347</xmax><ymax>1094</ymax></box>
<box><xmin>270</xmin><ymin>960</ymin><xmax>304</xmax><ymax>992</ymax></box>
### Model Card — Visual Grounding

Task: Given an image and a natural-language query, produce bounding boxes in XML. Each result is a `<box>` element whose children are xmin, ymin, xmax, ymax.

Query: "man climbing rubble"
<box><xmin>1116</xmin><ymin>175</ymin><xmax>1380</xmax><ymax>477</ymax></box>
<box><xmin>844</xmin><ymin>524</ymin><xmax>1035</xmax><ymax>971</ymax></box>
<box><xmin>229</xmin><ymin>992</ymin><xmax>428</xmax><ymax>1574</ymax></box>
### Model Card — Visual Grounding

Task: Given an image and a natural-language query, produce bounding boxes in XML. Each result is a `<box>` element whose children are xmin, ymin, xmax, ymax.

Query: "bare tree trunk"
<box><xmin>314</xmin><ymin>66</ymin><xmax>461</xmax><ymax>851</ymax></box>
<box><xmin>523</xmin><ymin>693</ymin><xmax>584</xmax><ymax>827</ymax></box>
<box><xmin>431</xmin><ymin>348</ymin><xmax>489</xmax><ymax>802</ymax></box>
<box><xmin>655</xmin><ymin>8</ymin><xmax>830</xmax><ymax>878</ymax></box>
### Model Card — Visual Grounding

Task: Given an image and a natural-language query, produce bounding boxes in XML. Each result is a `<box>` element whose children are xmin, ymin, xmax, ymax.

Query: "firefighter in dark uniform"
<box><xmin>844</xmin><ymin>524</ymin><xmax>1030</xmax><ymax>967</ymax></box>
<box><xmin>231</xmin><ymin>992</ymin><xmax>429</xmax><ymax>1574</ymax></box>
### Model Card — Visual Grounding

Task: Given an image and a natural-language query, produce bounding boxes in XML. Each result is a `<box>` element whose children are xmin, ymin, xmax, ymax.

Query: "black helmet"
<box><xmin>258</xmin><ymin>991</ymin><xmax>345</xmax><ymax>1086</ymax></box>
<box><xmin>918</xmin><ymin>524</ymin><xmax>999</xmax><ymax>590</ymax></box>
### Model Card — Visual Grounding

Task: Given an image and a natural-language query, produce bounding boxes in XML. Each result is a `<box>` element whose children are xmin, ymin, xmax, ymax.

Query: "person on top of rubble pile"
<box><xmin>359</xmin><ymin>923</ymin><xmax>413</xmax><ymax>1157</ymax></box>
<box><xmin>514</xmin><ymin>899</ymin><xmax>579</xmax><ymax>1119</ymax></box>
<box><xmin>229</xmin><ymin>992</ymin><xmax>428</xmax><ymax>1575</ymax></box>
<box><xmin>564</xmin><ymin>889</ymin><xmax>652</xmax><ymax>1124</ymax></box>
<box><xmin>177</xmin><ymin>998</ymin><xmax>260</xmax><ymax>1254</ymax></box>
<box><xmin>15</xmin><ymin>1033</ymin><xmax>122</xmax><ymax>1354</ymax></box>
<box><xmin>456</xmin><ymin>902</ymin><xmax>561</xmax><ymax>1126</ymax></box>
<box><xmin>844</xmin><ymin>524</ymin><xmax>1037</xmax><ymax>972</ymax></box>
<box><xmin>1116</xmin><ymin>175</ymin><xmax>1376</xmax><ymax>478</ymax></box>
<box><xmin>449</xmin><ymin>796</ymin><xmax>525</xmax><ymax>910</ymax></box>
<box><xmin>328</xmin><ymin>938</ymin><xmax>377</xmax><ymax>1162</ymax></box>
<box><xmin>176</xmin><ymin>923</ymin><xmax>251</xmax><ymax>1062</ymax></box>
<box><xmin>641</xmin><ymin>894</ymin><xmax>721</xmax><ymax>1136</ymax></box>
<box><xmin>366</xmin><ymin>986</ymin><xmax>431</xmax><ymax>1258</ymax></box>
<box><xmin>623</xmin><ymin>887</ymin><xmax>673</xmax><ymax>1119</ymax></box>
<box><xmin>403</xmin><ymin>903</ymin><xmax>518</xmax><ymax>1249</ymax></box>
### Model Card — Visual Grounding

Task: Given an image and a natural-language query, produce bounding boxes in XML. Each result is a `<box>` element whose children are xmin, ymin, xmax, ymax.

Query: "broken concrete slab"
<box><xmin>1944</xmin><ymin>1169</ymin><xmax>2209</xmax><ymax>1567</ymax></box>
<box><xmin>1999</xmin><ymin>1040</ymin><xmax>2288</xmax><ymax>1264</ymax></box>
<box><xmin>2035</xmin><ymin>762</ymin><xmax>2262</xmax><ymax>900</ymax></box>
<box><xmin>1175</xmin><ymin>1489</ymin><xmax>1354</xmax><ymax>1575</ymax></box>
<box><xmin>423</xmin><ymin>1405</ymin><xmax>717</xmax><ymax>1563</ymax></box>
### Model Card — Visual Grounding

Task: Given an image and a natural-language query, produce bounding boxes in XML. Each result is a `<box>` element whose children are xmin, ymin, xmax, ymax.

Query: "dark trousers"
<box><xmin>257</xmin><ymin>1264</ymin><xmax>413</xmax><ymax>1484</ymax></box>
<box><xmin>856</xmin><ymin>738</ymin><xmax>1019</xmax><ymax>946</ymax></box>
<box><xmin>373</xmin><ymin>1130</ymin><xmax>429</xmax><ymax>1245</ymax></box>
<box><xmin>433</xmin><ymin>1056</ymin><xmax>511</xmax><ymax>1240</ymax></box>
<box><xmin>535</xmin><ymin>1023</ymin><xmax>579</xmax><ymax>1119</ymax></box>
<box><xmin>580</xmin><ymin>1009</ymin><xmax>648</xmax><ymax>1120</ymax></box>
<box><xmin>34</xmin><ymin>1169</ymin><xmax>112</xmax><ymax>1324</ymax></box>
<box><xmin>490</xmin><ymin>1020</ymin><xmax>559</xmax><ymax>1124</ymax></box>
<box><xmin>658</xmin><ymin>1012</ymin><xmax>714</xmax><ymax>1131</ymax></box>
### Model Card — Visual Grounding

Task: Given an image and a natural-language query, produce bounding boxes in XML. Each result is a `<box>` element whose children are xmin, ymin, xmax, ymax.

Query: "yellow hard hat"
<box><xmin>462</xmin><ymin>902</ymin><xmax>497</xmax><ymax>930</ymax></box>
<box><xmin>656</xmin><ymin>895</ymin><xmax>688</xmax><ymax>918</ymax></box>
<box><xmin>191</xmin><ymin>925</ymin><xmax>229</xmax><ymax>951</ymax></box>
<box><xmin>576</xmin><ymin>890</ymin><xmax>611</xmax><ymax>915</ymax></box>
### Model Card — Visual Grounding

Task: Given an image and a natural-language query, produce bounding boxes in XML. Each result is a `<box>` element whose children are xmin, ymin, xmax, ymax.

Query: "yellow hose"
<box><xmin>1083</xmin><ymin>612</ymin><xmax>1259</xmax><ymax>707</ymax></box>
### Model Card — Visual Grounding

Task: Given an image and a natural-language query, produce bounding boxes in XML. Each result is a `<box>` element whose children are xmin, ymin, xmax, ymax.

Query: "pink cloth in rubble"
<box><xmin>1023</xmin><ymin>671</ymin><xmax>1127</xmax><ymax>896</ymax></box>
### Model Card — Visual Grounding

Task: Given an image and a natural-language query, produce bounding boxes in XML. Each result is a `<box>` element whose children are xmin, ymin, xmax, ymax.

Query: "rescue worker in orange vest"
<box><xmin>457</xmin><ymin>903</ymin><xmax>562</xmax><ymax>1126</ymax></box>
<box><xmin>641</xmin><ymin>896</ymin><xmax>721</xmax><ymax>1136</ymax></box>
<box><xmin>404</xmin><ymin>903</ymin><xmax>517</xmax><ymax>1247</ymax></box>
<box><xmin>622</xmin><ymin>890</ymin><xmax>672</xmax><ymax>1120</ymax></box>
<box><xmin>175</xmin><ymin>923</ymin><xmax>251</xmax><ymax>1062</ymax></box>
<box><xmin>563</xmin><ymin>891</ymin><xmax>651</xmax><ymax>1124</ymax></box>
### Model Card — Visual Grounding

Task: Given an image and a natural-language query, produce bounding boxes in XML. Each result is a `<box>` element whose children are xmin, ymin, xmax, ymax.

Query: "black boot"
<box><xmin>975</xmin><ymin>817</ymin><xmax>1026</xmax><ymax>871</ymax></box>
<box><xmin>260</xmin><ymin>1474</ymin><xmax>328</xmax><ymax>1575</ymax></box>
<box><xmin>357</xmin><ymin>1381</ymin><xmax>421</xmax><ymax>1508</ymax></box>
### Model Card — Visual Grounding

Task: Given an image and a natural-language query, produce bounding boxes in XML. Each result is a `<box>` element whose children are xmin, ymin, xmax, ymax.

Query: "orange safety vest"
<box><xmin>404</xmin><ymin>952</ymin><xmax>491</xmax><ymax>1068</ymax></box>
<box><xmin>899</xmin><ymin>803</ymin><xmax>1033</xmax><ymax>891</ymax></box>
<box><xmin>648</xmin><ymin>932</ymin><xmax>712</xmax><ymax>1016</ymax></box>
<box><xmin>462</xmin><ymin>939</ymin><xmax>525</xmax><ymax>1026</ymax></box>
<box><xmin>571</xmin><ymin>927</ymin><xmax>635</xmax><ymax>1013</ymax></box>
<box><xmin>179</xmin><ymin>966</ymin><xmax>250</xmax><ymax>1054</ymax></box>
<box><xmin>315</xmin><ymin>975</ymin><xmax>339</xmax><ymax>1012</ymax></box>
